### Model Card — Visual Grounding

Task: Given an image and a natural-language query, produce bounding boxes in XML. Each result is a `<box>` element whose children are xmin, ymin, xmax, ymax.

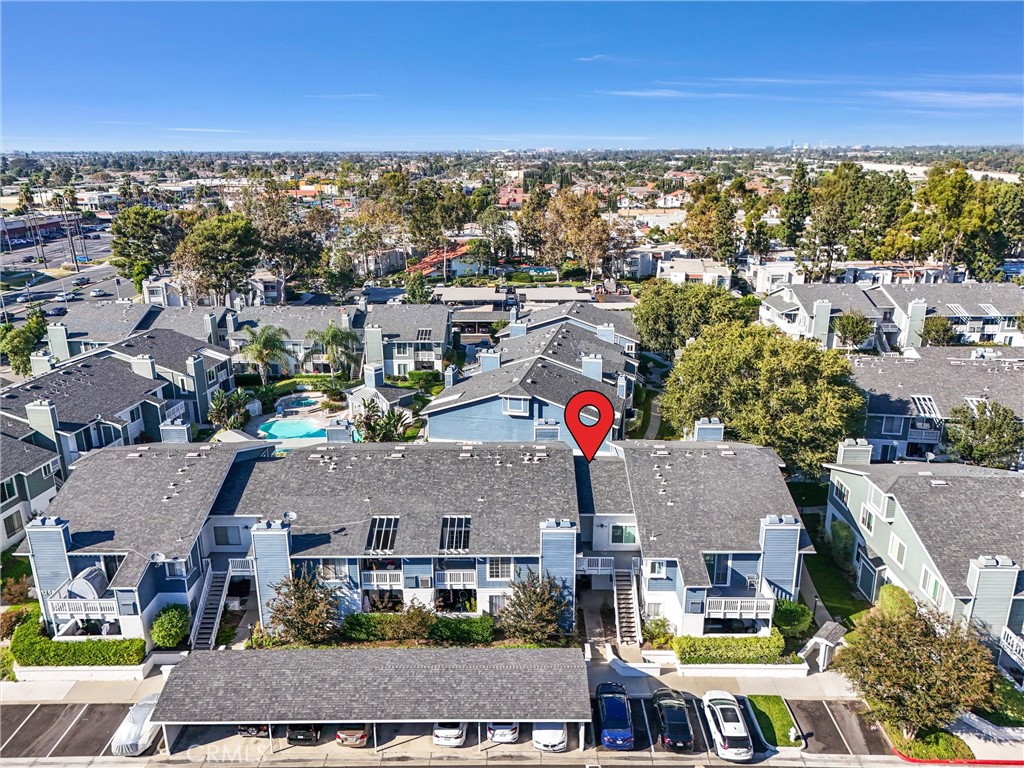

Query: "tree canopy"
<box><xmin>172</xmin><ymin>213</ymin><xmax>260</xmax><ymax>304</ymax></box>
<box><xmin>946</xmin><ymin>400</ymin><xmax>1024</xmax><ymax>468</ymax></box>
<box><xmin>632</xmin><ymin>281</ymin><xmax>758</xmax><ymax>352</ymax></box>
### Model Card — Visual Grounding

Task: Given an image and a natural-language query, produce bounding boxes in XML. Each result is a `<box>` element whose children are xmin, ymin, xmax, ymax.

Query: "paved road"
<box><xmin>0</xmin><ymin>263</ymin><xmax>134</xmax><ymax>323</ymax></box>
<box><xmin>0</xmin><ymin>701</ymin><xmax>149</xmax><ymax>759</ymax></box>
<box><xmin>1</xmin><ymin>231</ymin><xmax>111</xmax><ymax>270</ymax></box>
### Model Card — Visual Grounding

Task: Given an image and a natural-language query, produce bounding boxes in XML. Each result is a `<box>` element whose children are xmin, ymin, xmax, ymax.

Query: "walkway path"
<box><xmin>643</xmin><ymin>396</ymin><xmax>661</xmax><ymax>439</ymax></box>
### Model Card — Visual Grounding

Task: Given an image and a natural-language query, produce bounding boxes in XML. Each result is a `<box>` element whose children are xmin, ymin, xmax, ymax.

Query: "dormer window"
<box><xmin>648</xmin><ymin>560</ymin><xmax>666</xmax><ymax>579</ymax></box>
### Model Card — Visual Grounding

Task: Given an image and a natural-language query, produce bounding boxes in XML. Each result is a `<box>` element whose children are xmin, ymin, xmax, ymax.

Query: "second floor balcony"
<box><xmin>46</xmin><ymin>579</ymin><xmax>119</xmax><ymax>620</ymax></box>
<box><xmin>704</xmin><ymin>580</ymin><xmax>776</xmax><ymax>621</ymax></box>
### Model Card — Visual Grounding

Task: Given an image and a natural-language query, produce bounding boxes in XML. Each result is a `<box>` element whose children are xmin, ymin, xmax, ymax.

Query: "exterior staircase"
<box><xmin>613</xmin><ymin>570</ymin><xmax>639</xmax><ymax>645</ymax></box>
<box><xmin>191</xmin><ymin>571</ymin><xmax>228</xmax><ymax>650</ymax></box>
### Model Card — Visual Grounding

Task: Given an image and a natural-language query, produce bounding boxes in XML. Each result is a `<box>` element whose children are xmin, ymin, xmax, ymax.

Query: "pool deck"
<box><xmin>243</xmin><ymin>391</ymin><xmax>352</xmax><ymax>450</ymax></box>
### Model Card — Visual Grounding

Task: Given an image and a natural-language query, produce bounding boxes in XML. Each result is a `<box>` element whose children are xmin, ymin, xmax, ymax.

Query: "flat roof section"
<box><xmin>152</xmin><ymin>648</ymin><xmax>592</xmax><ymax>725</ymax></box>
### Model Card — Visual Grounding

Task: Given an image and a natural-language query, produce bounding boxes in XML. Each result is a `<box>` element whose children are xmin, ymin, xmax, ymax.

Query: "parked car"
<box><xmin>71</xmin><ymin>276</ymin><xmax>90</xmax><ymax>286</ymax></box>
<box><xmin>486</xmin><ymin>722</ymin><xmax>519</xmax><ymax>743</ymax></box>
<box><xmin>88</xmin><ymin>288</ymin><xmax>106</xmax><ymax>297</ymax></box>
<box><xmin>15</xmin><ymin>293</ymin><xmax>31</xmax><ymax>303</ymax></box>
<box><xmin>110</xmin><ymin>694</ymin><xmax>161</xmax><ymax>756</ymax></box>
<box><xmin>652</xmin><ymin>687</ymin><xmax>694</xmax><ymax>752</ymax></box>
<box><xmin>53</xmin><ymin>292</ymin><xmax>76</xmax><ymax>302</ymax></box>
<box><xmin>702</xmin><ymin>691</ymin><xmax>753</xmax><ymax>762</ymax></box>
<box><xmin>532</xmin><ymin>722</ymin><xmax>568</xmax><ymax>752</ymax></box>
<box><xmin>335</xmin><ymin>723</ymin><xmax>371</xmax><ymax>748</ymax></box>
<box><xmin>285</xmin><ymin>724</ymin><xmax>321</xmax><ymax>745</ymax></box>
<box><xmin>20</xmin><ymin>255</ymin><xmax>34</xmax><ymax>263</ymax></box>
<box><xmin>237</xmin><ymin>724</ymin><xmax>269</xmax><ymax>737</ymax></box>
<box><xmin>432</xmin><ymin>722</ymin><xmax>468</xmax><ymax>747</ymax></box>
<box><xmin>46</xmin><ymin>306</ymin><xmax>68</xmax><ymax>316</ymax></box>
<box><xmin>0</xmin><ymin>312</ymin><xmax>12</xmax><ymax>323</ymax></box>
<box><xmin>597</xmin><ymin>682</ymin><xmax>633</xmax><ymax>751</ymax></box>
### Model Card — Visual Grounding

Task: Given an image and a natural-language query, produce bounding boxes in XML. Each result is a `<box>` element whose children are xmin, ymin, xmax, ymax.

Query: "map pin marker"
<box><xmin>565</xmin><ymin>390</ymin><xmax>615</xmax><ymax>462</ymax></box>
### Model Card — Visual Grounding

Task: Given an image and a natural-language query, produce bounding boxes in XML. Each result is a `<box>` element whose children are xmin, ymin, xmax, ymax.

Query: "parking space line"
<box><xmin>690</xmin><ymin>700</ymin><xmax>713</xmax><ymax>758</ymax></box>
<box><xmin>100</xmin><ymin>728</ymin><xmax>118</xmax><ymax>758</ymax></box>
<box><xmin>824</xmin><ymin>701</ymin><xmax>853</xmax><ymax>755</ymax></box>
<box><xmin>639</xmin><ymin>699</ymin><xmax>654</xmax><ymax>756</ymax></box>
<box><xmin>1</xmin><ymin>704</ymin><xmax>39</xmax><ymax>752</ymax></box>
<box><xmin>45</xmin><ymin>704</ymin><xmax>87</xmax><ymax>758</ymax></box>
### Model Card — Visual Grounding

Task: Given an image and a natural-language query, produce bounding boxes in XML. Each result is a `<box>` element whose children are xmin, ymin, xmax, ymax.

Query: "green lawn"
<box><xmin>884</xmin><ymin>725</ymin><xmax>973</xmax><ymax>760</ymax></box>
<box><xmin>788</xmin><ymin>482</ymin><xmax>829</xmax><ymax>509</ymax></box>
<box><xmin>803</xmin><ymin>551</ymin><xmax>870</xmax><ymax>626</ymax></box>
<box><xmin>1</xmin><ymin>544</ymin><xmax>33</xmax><ymax>589</ymax></box>
<box><xmin>656</xmin><ymin>417</ymin><xmax>679</xmax><ymax>440</ymax></box>
<box><xmin>747</xmin><ymin>696</ymin><xmax>801</xmax><ymax>747</ymax></box>
<box><xmin>975</xmin><ymin>674</ymin><xmax>1024</xmax><ymax>727</ymax></box>
<box><xmin>628</xmin><ymin>386</ymin><xmax>652</xmax><ymax>439</ymax></box>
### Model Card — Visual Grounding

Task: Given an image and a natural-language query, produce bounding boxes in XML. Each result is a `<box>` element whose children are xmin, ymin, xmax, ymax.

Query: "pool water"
<box><xmin>260</xmin><ymin>418</ymin><xmax>326</xmax><ymax>440</ymax></box>
<box><xmin>289</xmin><ymin>397</ymin><xmax>317</xmax><ymax>408</ymax></box>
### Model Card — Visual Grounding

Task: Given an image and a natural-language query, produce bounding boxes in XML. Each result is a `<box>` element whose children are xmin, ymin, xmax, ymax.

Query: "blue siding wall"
<box><xmin>516</xmin><ymin>557</ymin><xmax>540</xmax><ymax>576</ymax></box>
<box><xmin>68</xmin><ymin>554</ymin><xmax>102</xmax><ymax>576</ymax></box>
<box><xmin>540</xmin><ymin>526</ymin><xmax>576</xmax><ymax>631</ymax></box>
<box><xmin>136</xmin><ymin>566</ymin><xmax>158</xmax><ymax>612</ymax></box>
<box><xmin>729</xmin><ymin>553</ymin><xmax>760</xmax><ymax>587</ymax></box>
<box><xmin>684</xmin><ymin>587</ymin><xmax>707</xmax><ymax>614</ymax></box>
<box><xmin>252</xmin><ymin>526</ymin><xmax>291</xmax><ymax>626</ymax></box>
<box><xmin>1008</xmin><ymin>598</ymin><xmax>1024</xmax><ymax>635</ymax></box>
<box><xmin>403</xmin><ymin>558</ymin><xmax>432</xmax><ymax>577</ymax></box>
<box><xmin>761</xmin><ymin>527</ymin><xmax>800</xmax><ymax>599</ymax></box>
<box><xmin>648</xmin><ymin>561</ymin><xmax>679</xmax><ymax>592</ymax></box>
<box><xmin>26</xmin><ymin>524</ymin><xmax>72</xmax><ymax>599</ymax></box>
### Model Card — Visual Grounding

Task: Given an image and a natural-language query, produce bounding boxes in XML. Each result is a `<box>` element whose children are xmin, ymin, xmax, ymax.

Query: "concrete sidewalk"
<box><xmin>0</xmin><ymin>672</ymin><xmax>164</xmax><ymax>704</ymax></box>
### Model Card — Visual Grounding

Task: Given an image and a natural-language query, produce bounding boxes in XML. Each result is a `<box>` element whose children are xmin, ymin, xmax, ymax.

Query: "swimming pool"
<box><xmin>288</xmin><ymin>397</ymin><xmax>317</xmax><ymax>408</ymax></box>
<box><xmin>260</xmin><ymin>418</ymin><xmax>326</xmax><ymax>440</ymax></box>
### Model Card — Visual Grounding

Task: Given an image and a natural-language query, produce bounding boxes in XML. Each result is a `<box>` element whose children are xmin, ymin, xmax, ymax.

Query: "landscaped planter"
<box><xmin>13</xmin><ymin>650</ymin><xmax>187</xmax><ymax>682</ymax></box>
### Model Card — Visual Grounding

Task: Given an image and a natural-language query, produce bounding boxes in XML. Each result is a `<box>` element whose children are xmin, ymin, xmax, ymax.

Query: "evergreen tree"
<box><xmin>500</xmin><ymin>569</ymin><xmax>570</xmax><ymax>646</ymax></box>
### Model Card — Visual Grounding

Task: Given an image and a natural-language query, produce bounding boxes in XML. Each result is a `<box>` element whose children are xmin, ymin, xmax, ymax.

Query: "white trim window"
<box><xmin>501</xmin><ymin>396</ymin><xmax>529</xmax><ymax>416</ymax></box>
<box><xmin>166</xmin><ymin>561</ymin><xmax>186</xmax><ymax>579</ymax></box>
<box><xmin>611</xmin><ymin>524</ymin><xmax>638</xmax><ymax>545</ymax></box>
<box><xmin>833</xmin><ymin>478</ymin><xmax>850</xmax><ymax>506</ymax></box>
<box><xmin>320</xmin><ymin>559</ymin><xmax>345</xmax><ymax>580</ymax></box>
<box><xmin>920</xmin><ymin>566</ymin><xmax>947</xmax><ymax>608</ymax></box>
<box><xmin>1</xmin><ymin>478</ymin><xmax>16</xmax><ymax>504</ymax></box>
<box><xmin>859</xmin><ymin>503</ymin><xmax>875</xmax><ymax>534</ymax></box>
<box><xmin>647</xmin><ymin>560</ymin><xmax>666</xmax><ymax>579</ymax></box>
<box><xmin>703</xmin><ymin>553</ymin><xmax>730</xmax><ymax>586</ymax></box>
<box><xmin>888</xmin><ymin>535</ymin><xmax>907</xmax><ymax>567</ymax></box>
<box><xmin>881</xmin><ymin>416</ymin><xmax>903</xmax><ymax>435</ymax></box>
<box><xmin>213</xmin><ymin>526</ymin><xmax>241</xmax><ymax>546</ymax></box>
<box><xmin>3</xmin><ymin>511</ymin><xmax>25</xmax><ymax>539</ymax></box>
<box><xmin>487</xmin><ymin>557</ymin><xmax>512</xmax><ymax>581</ymax></box>
<box><xmin>646</xmin><ymin>602</ymin><xmax>663</xmax><ymax>618</ymax></box>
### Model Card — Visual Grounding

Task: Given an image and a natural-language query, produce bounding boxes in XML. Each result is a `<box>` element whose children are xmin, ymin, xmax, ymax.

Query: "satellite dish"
<box><xmin>150</xmin><ymin>552</ymin><xmax>166</xmax><ymax>563</ymax></box>
<box><xmin>282</xmin><ymin>511</ymin><xmax>297</xmax><ymax>522</ymax></box>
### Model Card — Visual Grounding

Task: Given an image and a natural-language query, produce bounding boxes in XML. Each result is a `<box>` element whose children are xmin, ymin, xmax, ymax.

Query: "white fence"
<box><xmin>361</xmin><ymin>570</ymin><xmax>403</xmax><ymax>587</ymax></box>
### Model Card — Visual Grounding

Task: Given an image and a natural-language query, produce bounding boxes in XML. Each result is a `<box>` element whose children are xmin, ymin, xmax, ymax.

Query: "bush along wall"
<box><xmin>672</xmin><ymin>628</ymin><xmax>787</xmax><ymax>665</ymax></box>
<box><xmin>11</xmin><ymin>609</ymin><xmax>147</xmax><ymax>667</ymax></box>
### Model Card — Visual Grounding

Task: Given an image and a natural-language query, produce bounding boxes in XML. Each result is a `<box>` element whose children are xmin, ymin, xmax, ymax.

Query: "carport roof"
<box><xmin>152</xmin><ymin>648</ymin><xmax>592</xmax><ymax>724</ymax></box>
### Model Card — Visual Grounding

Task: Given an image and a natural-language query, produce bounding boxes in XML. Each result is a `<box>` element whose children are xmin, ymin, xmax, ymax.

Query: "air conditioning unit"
<box><xmin>418</xmin><ymin>576</ymin><xmax>432</xmax><ymax>589</ymax></box>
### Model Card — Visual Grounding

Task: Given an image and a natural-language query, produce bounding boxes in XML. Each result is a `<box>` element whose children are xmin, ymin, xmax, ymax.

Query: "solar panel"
<box><xmin>910</xmin><ymin>394</ymin><xmax>940</xmax><ymax>418</ymax></box>
<box><xmin>439</xmin><ymin>515</ymin><xmax>471</xmax><ymax>553</ymax></box>
<box><xmin>415</xmin><ymin>328</ymin><xmax>432</xmax><ymax>341</ymax></box>
<box><xmin>366</xmin><ymin>516</ymin><xmax>399</xmax><ymax>554</ymax></box>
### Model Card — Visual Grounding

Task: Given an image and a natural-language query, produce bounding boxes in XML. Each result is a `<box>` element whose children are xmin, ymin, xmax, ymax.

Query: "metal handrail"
<box><xmin>188</xmin><ymin>559</ymin><xmax>214</xmax><ymax>648</ymax></box>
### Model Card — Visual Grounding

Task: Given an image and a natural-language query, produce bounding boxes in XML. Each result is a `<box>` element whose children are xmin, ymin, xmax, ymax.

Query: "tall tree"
<box><xmin>269</xmin><ymin>568</ymin><xmax>341</xmax><ymax>645</ymax></box>
<box><xmin>680</xmin><ymin>198</ymin><xmax>716</xmax><ymax>259</ymax></box>
<box><xmin>633</xmin><ymin>281</ymin><xmax>755</xmax><ymax>352</ymax></box>
<box><xmin>515</xmin><ymin>186</ymin><xmax>550</xmax><ymax>257</ymax></box>
<box><xmin>304</xmin><ymin>320</ymin><xmax>360</xmax><ymax>381</ymax></box>
<box><xmin>946</xmin><ymin>400</ymin><xmax>1024</xmax><ymax>468</ymax></box>
<box><xmin>110</xmin><ymin>205</ymin><xmax>183</xmax><ymax>290</ymax></box>
<box><xmin>172</xmin><ymin>213</ymin><xmax>261</xmax><ymax>305</ymax></box>
<box><xmin>831</xmin><ymin>311</ymin><xmax>874</xmax><ymax>349</ymax></box>
<box><xmin>403</xmin><ymin>271</ymin><xmax>431</xmax><ymax>304</ymax></box>
<box><xmin>712</xmin><ymin>193</ymin><xmax>739</xmax><ymax>264</ymax></box>
<box><xmin>660</xmin><ymin>323</ymin><xmax>865</xmax><ymax>475</ymax></box>
<box><xmin>918</xmin><ymin>316</ymin><xmax>956</xmax><ymax>347</ymax></box>
<box><xmin>240</xmin><ymin>324</ymin><xmax>289</xmax><ymax>385</ymax></box>
<box><xmin>780</xmin><ymin>161</ymin><xmax>811</xmax><ymax>247</ymax></box>
<box><xmin>499</xmin><ymin>569</ymin><xmax>570</xmax><ymax>646</ymax></box>
<box><xmin>540</xmin><ymin>190</ymin><xmax>610</xmax><ymax>278</ymax></box>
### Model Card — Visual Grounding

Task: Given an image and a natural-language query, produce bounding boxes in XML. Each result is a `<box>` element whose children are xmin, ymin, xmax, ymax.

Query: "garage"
<box><xmin>152</xmin><ymin>647</ymin><xmax>593</xmax><ymax>756</ymax></box>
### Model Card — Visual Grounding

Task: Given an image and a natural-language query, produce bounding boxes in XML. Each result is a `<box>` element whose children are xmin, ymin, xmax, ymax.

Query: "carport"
<box><xmin>151</xmin><ymin>647</ymin><xmax>592</xmax><ymax>754</ymax></box>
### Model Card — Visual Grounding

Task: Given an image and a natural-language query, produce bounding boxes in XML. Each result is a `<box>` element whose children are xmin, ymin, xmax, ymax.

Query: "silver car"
<box><xmin>110</xmin><ymin>694</ymin><xmax>161</xmax><ymax>757</ymax></box>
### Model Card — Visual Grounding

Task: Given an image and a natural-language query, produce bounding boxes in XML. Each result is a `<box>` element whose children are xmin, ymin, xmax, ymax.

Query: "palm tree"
<box><xmin>303</xmin><ymin>320</ymin><xmax>359</xmax><ymax>382</ymax></box>
<box><xmin>354</xmin><ymin>399</ymin><xmax>411</xmax><ymax>442</ymax></box>
<box><xmin>240</xmin><ymin>324</ymin><xmax>289</xmax><ymax>385</ymax></box>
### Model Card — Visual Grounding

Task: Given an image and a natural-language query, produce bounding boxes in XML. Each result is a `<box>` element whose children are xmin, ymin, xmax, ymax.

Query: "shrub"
<box><xmin>406</xmin><ymin>370</ymin><xmax>441</xmax><ymax>390</ymax></box>
<box><xmin>0</xmin><ymin>647</ymin><xmax>14</xmax><ymax>681</ymax></box>
<box><xmin>506</xmin><ymin>272</ymin><xmax>533</xmax><ymax>283</ymax></box>
<box><xmin>340</xmin><ymin>612</ymin><xmax>391</xmax><ymax>642</ymax></box>
<box><xmin>2</xmin><ymin>575</ymin><xmax>32</xmax><ymax>605</ymax></box>
<box><xmin>0</xmin><ymin>606</ymin><xmax>31</xmax><ymax>640</ymax></box>
<box><xmin>11</xmin><ymin>609</ymin><xmax>146</xmax><ymax>666</ymax></box>
<box><xmin>773</xmin><ymin>600</ymin><xmax>814</xmax><ymax>638</ymax></box>
<box><xmin>149</xmin><ymin>604</ymin><xmax>190</xmax><ymax>649</ymax></box>
<box><xmin>885</xmin><ymin>725</ymin><xmax>974</xmax><ymax>760</ymax></box>
<box><xmin>828</xmin><ymin>519</ymin><xmax>856</xmax><ymax>569</ymax></box>
<box><xmin>429</xmin><ymin>615</ymin><xmax>494</xmax><ymax>645</ymax></box>
<box><xmin>643</xmin><ymin>616</ymin><xmax>674</xmax><ymax>649</ymax></box>
<box><xmin>877</xmin><ymin>585</ymin><xmax>916</xmax><ymax>620</ymax></box>
<box><xmin>673</xmin><ymin>628</ymin><xmax>786</xmax><ymax>665</ymax></box>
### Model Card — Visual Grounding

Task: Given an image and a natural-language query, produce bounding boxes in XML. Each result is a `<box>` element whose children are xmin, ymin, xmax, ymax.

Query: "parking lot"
<box><xmin>788</xmin><ymin>699</ymin><xmax>890</xmax><ymax>756</ymax></box>
<box><xmin>0</xmin><ymin>702</ymin><xmax>158</xmax><ymax>759</ymax></box>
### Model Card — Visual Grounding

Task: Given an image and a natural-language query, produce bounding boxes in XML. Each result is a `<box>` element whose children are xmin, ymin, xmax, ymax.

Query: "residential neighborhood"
<box><xmin>1</xmin><ymin>1</ymin><xmax>1023</xmax><ymax>766</ymax></box>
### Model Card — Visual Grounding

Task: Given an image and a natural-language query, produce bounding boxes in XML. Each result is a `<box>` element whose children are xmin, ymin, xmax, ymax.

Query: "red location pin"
<box><xmin>565</xmin><ymin>390</ymin><xmax>615</xmax><ymax>462</ymax></box>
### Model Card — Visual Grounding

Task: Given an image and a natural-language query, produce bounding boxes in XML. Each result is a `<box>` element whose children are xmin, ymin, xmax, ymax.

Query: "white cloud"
<box><xmin>865</xmin><ymin>90</ymin><xmax>1022</xmax><ymax>109</ymax></box>
<box><xmin>169</xmin><ymin>127</ymin><xmax>249</xmax><ymax>133</ymax></box>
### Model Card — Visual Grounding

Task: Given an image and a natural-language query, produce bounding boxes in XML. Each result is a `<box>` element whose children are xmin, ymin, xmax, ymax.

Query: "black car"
<box><xmin>237</xmin><ymin>724</ymin><xmax>269</xmax><ymax>737</ymax></box>
<box><xmin>0</xmin><ymin>312</ymin><xmax>13</xmax><ymax>323</ymax></box>
<box><xmin>46</xmin><ymin>306</ymin><xmax>68</xmax><ymax>316</ymax></box>
<box><xmin>286</xmin><ymin>724</ymin><xmax>322</xmax><ymax>745</ymax></box>
<box><xmin>652</xmin><ymin>687</ymin><xmax>694</xmax><ymax>752</ymax></box>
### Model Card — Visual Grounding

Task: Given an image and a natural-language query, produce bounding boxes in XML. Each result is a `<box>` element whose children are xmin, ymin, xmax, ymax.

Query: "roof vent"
<box><xmin>930</xmin><ymin>479</ymin><xmax>948</xmax><ymax>486</ymax></box>
<box><xmin>125</xmin><ymin>452</ymin><xmax>142</xmax><ymax>459</ymax></box>
<box><xmin>185</xmin><ymin>452</ymin><xmax>200</xmax><ymax>458</ymax></box>
<box><xmin>720</xmin><ymin>450</ymin><xmax>736</xmax><ymax>456</ymax></box>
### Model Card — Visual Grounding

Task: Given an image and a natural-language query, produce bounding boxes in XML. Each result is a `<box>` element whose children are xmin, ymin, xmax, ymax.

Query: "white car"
<box><xmin>702</xmin><ymin>691</ymin><xmax>753</xmax><ymax>762</ymax></box>
<box><xmin>15</xmin><ymin>293</ymin><xmax>31</xmax><ymax>303</ymax></box>
<box><xmin>54</xmin><ymin>292</ymin><xmax>75</xmax><ymax>302</ymax></box>
<box><xmin>432</xmin><ymin>722</ymin><xmax>467</xmax><ymax>747</ymax></box>
<box><xmin>486</xmin><ymin>722</ymin><xmax>519</xmax><ymax>743</ymax></box>
<box><xmin>532</xmin><ymin>722</ymin><xmax>567</xmax><ymax>752</ymax></box>
<box><xmin>89</xmin><ymin>288</ymin><xmax>106</xmax><ymax>297</ymax></box>
<box><xmin>110</xmin><ymin>694</ymin><xmax>161</xmax><ymax>756</ymax></box>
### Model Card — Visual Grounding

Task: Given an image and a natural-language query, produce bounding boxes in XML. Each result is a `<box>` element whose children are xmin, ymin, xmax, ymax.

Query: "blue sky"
<box><xmin>3</xmin><ymin>2</ymin><xmax>1022</xmax><ymax>151</ymax></box>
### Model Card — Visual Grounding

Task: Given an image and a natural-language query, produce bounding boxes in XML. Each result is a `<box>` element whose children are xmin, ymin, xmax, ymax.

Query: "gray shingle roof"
<box><xmin>497</xmin><ymin>302</ymin><xmax>639</xmax><ymax>343</ymax></box>
<box><xmin>50</xmin><ymin>302</ymin><xmax>153</xmax><ymax>343</ymax></box>
<box><xmin>216</xmin><ymin>443</ymin><xmax>579</xmax><ymax>558</ymax></box>
<box><xmin>613</xmin><ymin>440</ymin><xmax>798</xmax><ymax>586</ymax></box>
<box><xmin>363</xmin><ymin>304</ymin><xmax>451</xmax><ymax>342</ymax></box>
<box><xmin>227</xmin><ymin>305</ymin><xmax>362</xmax><ymax>342</ymax></box>
<box><xmin>851</xmin><ymin>349</ymin><xmax>1024</xmax><ymax>417</ymax></box>
<box><xmin>874</xmin><ymin>283</ymin><xmax>1024</xmax><ymax>318</ymax></box>
<box><xmin>574</xmin><ymin>456</ymin><xmax>634</xmax><ymax>517</ymax></box>
<box><xmin>787</xmin><ymin>284</ymin><xmax>883</xmax><ymax>318</ymax></box>
<box><xmin>435</xmin><ymin>286</ymin><xmax>508</xmax><ymax>304</ymax></box>
<box><xmin>0</xmin><ymin>433</ymin><xmax>57</xmax><ymax>478</ymax></box>
<box><xmin>110</xmin><ymin>329</ymin><xmax>233</xmax><ymax>375</ymax></box>
<box><xmin>422</xmin><ymin>358</ymin><xmax>624</xmax><ymax>416</ymax></box>
<box><xmin>0</xmin><ymin>354</ymin><xmax>165</xmax><ymax>432</ymax></box>
<box><xmin>490</xmin><ymin>322</ymin><xmax>635</xmax><ymax>380</ymax></box>
<box><xmin>138</xmin><ymin>306</ymin><xmax>230</xmax><ymax>342</ymax></box>
<box><xmin>152</xmin><ymin>648</ymin><xmax>592</xmax><ymax>724</ymax></box>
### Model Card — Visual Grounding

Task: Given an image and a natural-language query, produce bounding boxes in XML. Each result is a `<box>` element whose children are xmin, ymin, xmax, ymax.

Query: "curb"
<box><xmin>892</xmin><ymin>748</ymin><xmax>1024</xmax><ymax>766</ymax></box>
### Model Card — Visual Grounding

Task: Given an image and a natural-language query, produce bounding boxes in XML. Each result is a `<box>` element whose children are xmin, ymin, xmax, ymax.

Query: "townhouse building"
<box><xmin>0</xmin><ymin>434</ymin><xmax>61</xmax><ymax>549</ymax></box>
<box><xmin>494</xmin><ymin>301</ymin><xmax>640</xmax><ymax>354</ymax></box>
<box><xmin>822</xmin><ymin>439</ymin><xmax>1024</xmax><ymax>674</ymax></box>
<box><xmin>850</xmin><ymin>348</ymin><xmax>1024</xmax><ymax>462</ymax></box>
<box><xmin>362</xmin><ymin>304</ymin><xmax>453</xmax><ymax>377</ymax></box>
<box><xmin>760</xmin><ymin>284</ymin><xmax>885</xmax><ymax>350</ymax></box>
<box><xmin>657</xmin><ymin>257</ymin><xmax>731</xmax><ymax>288</ymax></box>
<box><xmin>140</xmin><ymin>271</ymin><xmax>287</xmax><ymax>309</ymax></box>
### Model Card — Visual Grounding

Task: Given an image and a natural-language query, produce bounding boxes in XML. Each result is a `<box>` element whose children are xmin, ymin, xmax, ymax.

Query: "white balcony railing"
<box><xmin>880</xmin><ymin>322</ymin><xmax>899</xmax><ymax>333</ymax></box>
<box><xmin>1000</xmin><ymin>626</ymin><xmax>1024</xmax><ymax>669</ymax></box>
<box><xmin>435</xmin><ymin>570</ymin><xmax>476</xmax><ymax>588</ymax></box>
<box><xmin>576</xmin><ymin>556</ymin><xmax>615</xmax><ymax>575</ymax></box>
<box><xmin>165</xmin><ymin>401</ymin><xmax>187</xmax><ymax>421</ymax></box>
<box><xmin>48</xmin><ymin>599</ymin><xmax>118</xmax><ymax>617</ymax></box>
<box><xmin>908</xmin><ymin>428</ymin><xmax>942</xmax><ymax>442</ymax></box>
<box><xmin>415</xmin><ymin>351</ymin><xmax>436</xmax><ymax>362</ymax></box>
<box><xmin>705</xmin><ymin>595</ymin><xmax>775</xmax><ymax>620</ymax></box>
<box><xmin>228</xmin><ymin>558</ymin><xmax>254</xmax><ymax>575</ymax></box>
<box><xmin>361</xmin><ymin>570</ymin><xmax>403</xmax><ymax>587</ymax></box>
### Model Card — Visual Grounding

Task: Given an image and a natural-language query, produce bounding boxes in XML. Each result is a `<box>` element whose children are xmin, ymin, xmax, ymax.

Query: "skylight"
<box><xmin>415</xmin><ymin>328</ymin><xmax>432</xmax><ymax>341</ymax></box>
<box><xmin>366</xmin><ymin>516</ymin><xmax>399</xmax><ymax>554</ymax></box>
<box><xmin>911</xmin><ymin>395</ymin><xmax>940</xmax><ymax>418</ymax></box>
<box><xmin>439</xmin><ymin>515</ymin><xmax>471</xmax><ymax>553</ymax></box>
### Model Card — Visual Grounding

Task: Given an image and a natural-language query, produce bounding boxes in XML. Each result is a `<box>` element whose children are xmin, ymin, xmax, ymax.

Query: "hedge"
<box><xmin>11</xmin><ymin>609</ymin><xmax>146</xmax><ymax>667</ymax></box>
<box><xmin>673</xmin><ymin>628</ymin><xmax>786</xmax><ymax>665</ymax></box>
<box><xmin>428</xmin><ymin>615</ymin><xmax>494</xmax><ymax>645</ymax></box>
<box><xmin>773</xmin><ymin>599</ymin><xmax>813</xmax><ymax>638</ymax></box>
<box><xmin>150</xmin><ymin>604</ymin><xmax>189</xmax><ymax>649</ymax></box>
<box><xmin>0</xmin><ymin>606</ymin><xmax>31</xmax><ymax>640</ymax></box>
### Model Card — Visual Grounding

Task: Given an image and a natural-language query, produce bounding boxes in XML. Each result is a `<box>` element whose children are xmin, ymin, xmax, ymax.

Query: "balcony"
<box><xmin>880</xmin><ymin>322</ymin><xmax>899</xmax><ymax>333</ymax></box>
<box><xmin>908</xmin><ymin>428</ymin><xmax>942</xmax><ymax>443</ymax></box>
<box><xmin>1000</xmin><ymin>626</ymin><xmax>1024</xmax><ymax>669</ymax></box>
<box><xmin>45</xmin><ymin>579</ymin><xmax>119</xmax><ymax>619</ymax></box>
<box><xmin>361</xmin><ymin>570</ymin><xmax>403</xmax><ymax>588</ymax></box>
<box><xmin>228</xmin><ymin>558</ymin><xmax>254</xmax><ymax>576</ymax></box>
<box><xmin>704</xmin><ymin>582</ymin><xmax>776</xmax><ymax>620</ymax></box>
<box><xmin>576</xmin><ymin>556</ymin><xmax>615</xmax><ymax>575</ymax></box>
<box><xmin>415</xmin><ymin>351</ymin><xmax>437</xmax><ymax>362</ymax></box>
<box><xmin>435</xmin><ymin>570</ymin><xmax>476</xmax><ymax>588</ymax></box>
<box><xmin>165</xmin><ymin>401</ymin><xmax>187</xmax><ymax>422</ymax></box>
